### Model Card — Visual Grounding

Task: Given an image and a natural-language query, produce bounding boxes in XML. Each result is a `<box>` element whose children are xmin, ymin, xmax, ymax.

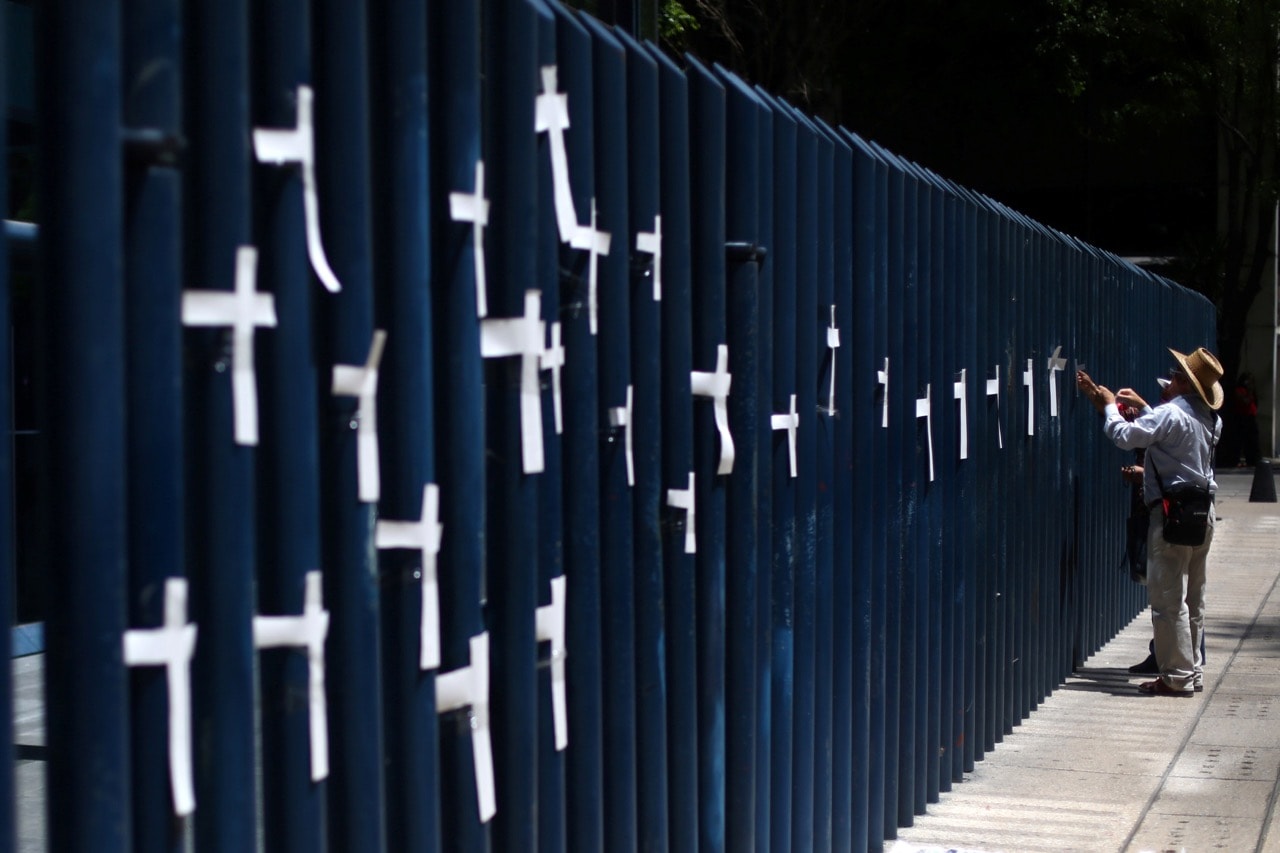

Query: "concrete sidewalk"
<box><xmin>892</xmin><ymin>468</ymin><xmax>1280</xmax><ymax>853</ymax></box>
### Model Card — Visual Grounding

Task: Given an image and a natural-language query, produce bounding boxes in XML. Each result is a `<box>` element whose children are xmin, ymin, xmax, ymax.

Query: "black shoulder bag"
<box><xmin>1150</xmin><ymin>415</ymin><xmax>1218</xmax><ymax>547</ymax></box>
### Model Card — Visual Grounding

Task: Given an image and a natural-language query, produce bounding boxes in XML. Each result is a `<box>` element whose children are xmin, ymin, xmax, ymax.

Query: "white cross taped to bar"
<box><xmin>877</xmin><ymin>357</ymin><xmax>890</xmax><ymax>428</ymax></box>
<box><xmin>953</xmin><ymin>369</ymin><xmax>969</xmax><ymax>460</ymax></box>
<box><xmin>1046</xmin><ymin>345</ymin><xmax>1067</xmax><ymax>417</ymax></box>
<box><xmin>535</xmin><ymin>575</ymin><xmax>569</xmax><ymax>751</ymax></box>
<box><xmin>252</xmin><ymin>85</ymin><xmax>342</xmax><ymax>294</ymax></box>
<box><xmin>771</xmin><ymin>393</ymin><xmax>800</xmax><ymax>478</ymax></box>
<box><xmin>332</xmin><ymin>329</ymin><xmax>388</xmax><ymax>502</ymax></box>
<box><xmin>825</xmin><ymin>305</ymin><xmax>840</xmax><ymax>415</ymax></box>
<box><xmin>182</xmin><ymin>246</ymin><xmax>277</xmax><ymax>447</ymax></box>
<box><xmin>608</xmin><ymin>385</ymin><xmax>635</xmax><ymax>487</ymax></box>
<box><xmin>480</xmin><ymin>290</ymin><xmax>546</xmax><ymax>474</ymax></box>
<box><xmin>375</xmin><ymin>483</ymin><xmax>444</xmax><ymax>670</ymax></box>
<box><xmin>541</xmin><ymin>322</ymin><xmax>565</xmax><ymax>435</ymax></box>
<box><xmin>916</xmin><ymin>383</ymin><xmax>935</xmax><ymax>482</ymax></box>
<box><xmin>666</xmin><ymin>471</ymin><xmax>696</xmax><ymax>554</ymax></box>
<box><xmin>691</xmin><ymin>344</ymin><xmax>734</xmax><ymax>475</ymax></box>
<box><xmin>253</xmin><ymin>571</ymin><xmax>331</xmax><ymax>782</ymax></box>
<box><xmin>986</xmin><ymin>364</ymin><xmax>1003</xmax><ymax>449</ymax></box>
<box><xmin>635</xmin><ymin>215</ymin><xmax>663</xmax><ymax>301</ymax></box>
<box><xmin>1022</xmin><ymin>358</ymin><xmax>1036</xmax><ymax>436</ymax></box>
<box><xmin>570</xmin><ymin>198</ymin><xmax>611</xmax><ymax>335</ymax></box>
<box><xmin>122</xmin><ymin>577</ymin><xmax>198</xmax><ymax>816</ymax></box>
<box><xmin>449</xmin><ymin>160</ymin><xmax>490</xmax><ymax>319</ymax></box>
<box><xmin>535</xmin><ymin>66</ymin><xmax>579</xmax><ymax>246</ymax></box>
<box><xmin>436</xmin><ymin>632</ymin><xmax>496</xmax><ymax>823</ymax></box>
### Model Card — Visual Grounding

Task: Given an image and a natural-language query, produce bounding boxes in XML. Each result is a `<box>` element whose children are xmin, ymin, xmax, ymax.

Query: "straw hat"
<box><xmin>1169</xmin><ymin>347</ymin><xmax>1224</xmax><ymax>410</ymax></box>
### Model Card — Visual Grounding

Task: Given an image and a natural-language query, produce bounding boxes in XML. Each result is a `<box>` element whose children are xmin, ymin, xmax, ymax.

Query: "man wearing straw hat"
<box><xmin>1077</xmin><ymin>347</ymin><xmax>1224</xmax><ymax>696</ymax></box>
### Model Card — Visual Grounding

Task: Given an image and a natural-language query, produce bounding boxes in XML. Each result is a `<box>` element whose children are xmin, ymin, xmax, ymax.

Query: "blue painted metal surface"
<box><xmin>253</xmin><ymin>1</ymin><xmax>326</xmax><ymax>850</ymax></box>
<box><xmin>0</xmin><ymin>7</ymin><xmax>13</xmax><ymax>853</ymax></box>
<box><xmin>15</xmin><ymin>6</ymin><xmax>1223</xmax><ymax>850</ymax></box>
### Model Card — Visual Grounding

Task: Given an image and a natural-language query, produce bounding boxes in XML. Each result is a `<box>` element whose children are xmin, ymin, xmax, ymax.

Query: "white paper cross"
<box><xmin>253</xmin><ymin>571</ymin><xmax>331</xmax><ymax>781</ymax></box>
<box><xmin>252</xmin><ymin>85</ymin><xmax>342</xmax><ymax>294</ymax></box>
<box><xmin>375</xmin><ymin>483</ymin><xmax>444</xmax><ymax>670</ymax></box>
<box><xmin>436</xmin><ymin>632</ymin><xmax>496</xmax><ymax>823</ymax></box>
<box><xmin>986</xmin><ymin>365</ymin><xmax>1003</xmax><ymax>449</ymax></box>
<box><xmin>182</xmin><ymin>246</ymin><xmax>277</xmax><ymax>447</ymax></box>
<box><xmin>331</xmin><ymin>329</ymin><xmax>387</xmax><ymax>502</ymax></box>
<box><xmin>570</xmin><ymin>198</ymin><xmax>611</xmax><ymax>335</ymax></box>
<box><xmin>608</xmin><ymin>384</ymin><xmax>635</xmax><ymax>487</ymax></box>
<box><xmin>123</xmin><ymin>577</ymin><xmax>198</xmax><ymax>816</ymax></box>
<box><xmin>953</xmin><ymin>369</ymin><xmax>969</xmax><ymax>461</ymax></box>
<box><xmin>877</xmin><ymin>357</ymin><xmax>890</xmax><ymax>428</ymax></box>
<box><xmin>1047</xmin><ymin>345</ymin><xmax>1067</xmax><ymax>417</ymax></box>
<box><xmin>535</xmin><ymin>575</ymin><xmax>568</xmax><ymax>751</ymax></box>
<box><xmin>449</xmin><ymin>160</ymin><xmax>490</xmax><ymax>319</ymax></box>
<box><xmin>666</xmin><ymin>471</ymin><xmax>697</xmax><ymax>554</ymax></box>
<box><xmin>635</xmin><ymin>215</ymin><xmax>663</xmax><ymax>301</ymax></box>
<box><xmin>916</xmin><ymin>384</ymin><xmax>935</xmax><ymax>482</ymax></box>
<box><xmin>771</xmin><ymin>393</ymin><xmax>800</xmax><ymax>478</ymax></box>
<box><xmin>825</xmin><ymin>305</ymin><xmax>840</xmax><ymax>415</ymax></box>
<box><xmin>691</xmin><ymin>344</ymin><xmax>734</xmax><ymax>475</ymax></box>
<box><xmin>535</xmin><ymin>66</ymin><xmax>579</xmax><ymax>246</ymax></box>
<box><xmin>541</xmin><ymin>321</ymin><xmax>565</xmax><ymax>435</ymax></box>
<box><xmin>1022</xmin><ymin>358</ymin><xmax>1035</xmax><ymax>436</ymax></box>
<box><xmin>480</xmin><ymin>290</ymin><xmax>546</xmax><ymax>474</ymax></box>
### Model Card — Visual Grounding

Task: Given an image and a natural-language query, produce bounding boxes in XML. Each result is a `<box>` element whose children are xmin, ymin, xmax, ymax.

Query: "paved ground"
<box><xmin>892</xmin><ymin>467</ymin><xmax>1280</xmax><ymax>853</ymax></box>
<box><xmin>11</xmin><ymin>470</ymin><xmax>1279</xmax><ymax>852</ymax></box>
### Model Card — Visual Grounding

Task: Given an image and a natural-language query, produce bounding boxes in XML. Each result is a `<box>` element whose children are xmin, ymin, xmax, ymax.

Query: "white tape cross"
<box><xmin>375</xmin><ymin>483</ymin><xmax>444</xmax><ymax>670</ymax></box>
<box><xmin>666</xmin><ymin>471</ymin><xmax>697</xmax><ymax>554</ymax></box>
<box><xmin>877</xmin><ymin>357</ymin><xmax>890</xmax><ymax>428</ymax></box>
<box><xmin>825</xmin><ymin>305</ymin><xmax>840</xmax><ymax>415</ymax></box>
<box><xmin>771</xmin><ymin>393</ymin><xmax>800</xmax><ymax>478</ymax></box>
<box><xmin>535</xmin><ymin>66</ymin><xmax>579</xmax><ymax>246</ymax></box>
<box><xmin>123</xmin><ymin>577</ymin><xmax>198</xmax><ymax>816</ymax></box>
<box><xmin>691</xmin><ymin>344</ymin><xmax>734</xmax><ymax>475</ymax></box>
<box><xmin>253</xmin><ymin>571</ymin><xmax>331</xmax><ymax>781</ymax></box>
<box><xmin>986</xmin><ymin>365</ymin><xmax>1003</xmax><ymax>449</ymax></box>
<box><xmin>570</xmin><ymin>198</ymin><xmax>611</xmax><ymax>335</ymax></box>
<box><xmin>436</xmin><ymin>632</ymin><xmax>496</xmax><ymax>823</ymax></box>
<box><xmin>635</xmin><ymin>215</ymin><xmax>663</xmax><ymax>302</ymax></box>
<box><xmin>449</xmin><ymin>160</ymin><xmax>490</xmax><ymax>319</ymax></box>
<box><xmin>252</xmin><ymin>85</ymin><xmax>342</xmax><ymax>294</ymax></box>
<box><xmin>954</xmin><ymin>369</ymin><xmax>969</xmax><ymax>460</ymax></box>
<box><xmin>480</xmin><ymin>290</ymin><xmax>546</xmax><ymax>475</ymax></box>
<box><xmin>1022</xmin><ymin>358</ymin><xmax>1035</xmax><ymax>436</ymax></box>
<box><xmin>916</xmin><ymin>384</ymin><xmax>935</xmax><ymax>482</ymax></box>
<box><xmin>1047</xmin><ymin>345</ymin><xmax>1066</xmax><ymax>417</ymax></box>
<box><xmin>331</xmin><ymin>329</ymin><xmax>387</xmax><ymax>502</ymax></box>
<box><xmin>608</xmin><ymin>384</ymin><xmax>635</xmax><ymax>487</ymax></box>
<box><xmin>535</xmin><ymin>575</ymin><xmax>569</xmax><ymax>751</ymax></box>
<box><xmin>541</xmin><ymin>321</ymin><xmax>566</xmax><ymax>435</ymax></box>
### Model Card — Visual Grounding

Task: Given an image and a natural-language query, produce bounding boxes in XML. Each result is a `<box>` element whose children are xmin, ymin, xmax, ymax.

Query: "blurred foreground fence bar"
<box><xmin>9</xmin><ymin>1</ymin><xmax>1214</xmax><ymax>851</ymax></box>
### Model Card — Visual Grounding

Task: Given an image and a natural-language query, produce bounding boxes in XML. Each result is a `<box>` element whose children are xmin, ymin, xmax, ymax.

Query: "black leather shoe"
<box><xmin>1138</xmin><ymin>678</ymin><xmax>1194</xmax><ymax>697</ymax></box>
<box><xmin>1128</xmin><ymin>654</ymin><xmax>1159</xmax><ymax>674</ymax></box>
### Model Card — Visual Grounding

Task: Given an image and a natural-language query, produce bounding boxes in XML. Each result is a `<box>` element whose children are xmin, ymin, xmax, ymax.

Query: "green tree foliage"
<box><xmin>1040</xmin><ymin>0</ymin><xmax>1279</xmax><ymax>380</ymax></box>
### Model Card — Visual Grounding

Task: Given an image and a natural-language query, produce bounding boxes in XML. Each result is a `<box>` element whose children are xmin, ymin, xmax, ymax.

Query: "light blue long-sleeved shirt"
<box><xmin>1103</xmin><ymin>394</ymin><xmax>1220</xmax><ymax>500</ymax></box>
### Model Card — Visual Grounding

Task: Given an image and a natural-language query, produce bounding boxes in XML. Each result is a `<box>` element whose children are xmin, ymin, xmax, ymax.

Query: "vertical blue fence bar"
<box><xmin>616</xmin><ymin>28</ymin><xmax>668</xmax><ymax>853</ymax></box>
<box><xmin>686</xmin><ymin>54</ymin><xmax>728</xmax><ymax>853</ymax></box>
<box><xmin>717</xmin><ymin>64</ymin><xmax>763</xmax><ymax>853</ymax></box>
<box><xmin>534</xmin><ymin>11</ymin><xmax>567</xmax><ymax>853</ymax></box>
<box><xmin>184</xmin><ymin>0</ymin><xmax>258</xmax><ymax>844</ymax></box>
<box><xmin>122</xmin><ymin>0</ymin><xmax>184</xmax><ymax>847</ymax></box>
<box><xmin>370</xmin><ymin>0</ymin><xmax>438</xmax><ymax>847</ymax></box>
<box><xmin>826</xmin><ymin>123</ymin><xmax>855</xmax><ymax>853</ymax></box>
<box><xmin>763</xmin><ymin>91</ymin><xmax>798</xmax><ymax>853</ymax></box>
<box><xmin>646</xmin><ymin>42</ymin><xmax>696</xmax><ymax>853</ymax></box>
<box><xmin>312</xmin><ymin>0</ymin><xmax>387</xmax><ymax>847</ymax></box>
<box><xmin>811</xmin><ymin>120</ymin><xmax>836</xmax><ymax>853</ymax></box>
<box><xmin>555</xmin><ymin>10</ymin><xmax>606</xmax><ymax>852</ymax></box>
<box><xmin>579</xmin><ymin>15</ymin><xmax>638</xmax><ymax>853</ymax></box>
<box><xmin>40</xmin><ymin>0</ymin><xmax>126</xmax><ymax>849</ymax></box>
<box><xmin>484</xmin><ymin>2</ymin><xmax>546</xmax><ymax>849</ymax></box>
<box><xmin>253</xmin><ymin>2</ymin><xmax>327</xmax><ymax>849</ymax></box>
<box><xmin>752</xmin><ymin>88</ymin><xmax>777</xmax><ymax>853</ymax></box>
<box><xmin>428</xmin><ymin>0</ymin><xmax>486</xmax><ymax>847</ymax></box>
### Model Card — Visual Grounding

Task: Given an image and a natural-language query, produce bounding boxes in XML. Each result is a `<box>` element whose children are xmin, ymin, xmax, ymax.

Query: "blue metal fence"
<box><xmin>7</xmin><ymin>1</ymin><xmax>1215</xmax><ymax>851</ymax></box>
